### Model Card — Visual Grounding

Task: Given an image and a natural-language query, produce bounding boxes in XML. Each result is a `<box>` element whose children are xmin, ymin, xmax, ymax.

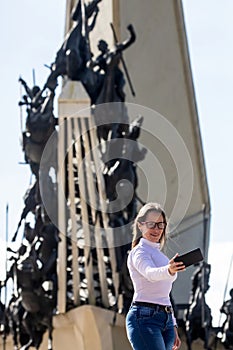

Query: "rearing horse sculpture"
<box><xmin>220</xmin><ymin>288</ymin><xmax>233</xmax><ymax>349</ymax></box>
<box><xmin>22</xmin><ymin>90</ymin><xmax>57</xmax><ymax>178</ymax></box>
<box><xmin>184</xmin><ymin>262</ymin><xmax>213</xmax><ymax>350</ymax></box>
<box><xmin>44</xmin><ymin>0</ymin><xmax>136</xmax><ymax>107</ymax></box>
<box><xmin>45</xmin><ymin>0</ymin><xmax>102</xmax><ymax>91</ymax></box>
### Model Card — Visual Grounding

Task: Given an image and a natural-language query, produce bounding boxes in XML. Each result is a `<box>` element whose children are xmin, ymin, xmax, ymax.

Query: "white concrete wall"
<box><xmin>60</xmin><ymin>0</ymin><xmax>211</xmax><ymax>318</ymax></box>
<box><xmin>118</xmin><ymin>0</ymin><xmax>210</xmax><ymax>223</ymax></box>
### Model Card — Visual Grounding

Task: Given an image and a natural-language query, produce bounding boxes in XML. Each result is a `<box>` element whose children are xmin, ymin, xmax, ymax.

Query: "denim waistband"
<box><xmin>132</xmin><ymin>301</ymin><xmax>173</xmax><ymax>313</ymax></box>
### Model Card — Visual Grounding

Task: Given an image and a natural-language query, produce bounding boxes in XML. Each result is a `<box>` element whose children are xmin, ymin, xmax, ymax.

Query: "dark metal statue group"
<box><xmin>0</xmin><ymin>1</ymin><xmax>143</xmax><ymax>349</ymax></box>
<box><xmin>179</xmin><ymin>262</ymin><xmax>233</xmax><ymax>350</ymax></box>
<box><xmin>0</xmin><ymin>1</ymin><xmax>232</xmax><ymax>350</ymax></box>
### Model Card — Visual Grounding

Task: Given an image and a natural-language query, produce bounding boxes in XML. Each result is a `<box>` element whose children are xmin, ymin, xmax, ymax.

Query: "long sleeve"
<box><xmin>132</xmin><ymin>248</ymin><xmax>175</xmax><ymax>282</ymax></box>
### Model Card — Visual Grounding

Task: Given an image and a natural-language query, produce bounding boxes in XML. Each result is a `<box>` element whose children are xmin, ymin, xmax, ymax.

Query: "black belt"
<box><xmin>132</xmin><ymin>301</ymin><xmax>172</xmax><ymax>313</ymax></box>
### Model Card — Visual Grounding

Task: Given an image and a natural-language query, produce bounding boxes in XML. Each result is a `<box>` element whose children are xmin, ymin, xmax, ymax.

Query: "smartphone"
<box><xmin>174</xmin><ymin>248</ymin><xmax>203</xmax><ymax>267</ymax></box>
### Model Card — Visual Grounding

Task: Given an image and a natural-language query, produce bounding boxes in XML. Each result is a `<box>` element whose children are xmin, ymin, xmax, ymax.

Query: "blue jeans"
<box><xmin>126</xmin><ymin>304</ymin><xmax>175</xmax><ymax>350</ymax></box>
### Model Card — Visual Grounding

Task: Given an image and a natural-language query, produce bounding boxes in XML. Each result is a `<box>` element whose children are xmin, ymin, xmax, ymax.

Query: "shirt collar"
<box><xmin>140</xmin><ymin>237</ymin><xmax>161</xmax><ymax>249</ymax></box>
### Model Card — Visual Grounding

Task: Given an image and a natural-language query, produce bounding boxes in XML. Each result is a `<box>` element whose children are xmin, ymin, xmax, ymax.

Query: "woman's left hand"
<box><xmin>168</xmin><ymin>253</ymin><xmax>186</xmax><ymax>275</ymax></box>
<box><xmin>172</xmin><ymin>326</ymin><xmax>181</xmax><ymax>349</ymax></box>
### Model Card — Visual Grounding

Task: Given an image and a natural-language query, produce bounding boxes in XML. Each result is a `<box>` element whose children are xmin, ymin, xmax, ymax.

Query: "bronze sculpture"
<box><xmin>1</xmin><ymin>2</ymin><xmax>146</xmax><ymax>349</ymax></box>
<box><xmin>220</xmin><ymin>288</ymin><xmax>233</xmax><ymax>349</ymax></box>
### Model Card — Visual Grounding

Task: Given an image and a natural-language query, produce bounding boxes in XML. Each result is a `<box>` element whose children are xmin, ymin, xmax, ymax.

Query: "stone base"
<box><xmin>0</xmin><ymin>305</ymin><xmax>131</xmax><ymax>350</ymax></box>
<box><xmin>1</xmin><ymin>306</ymin><xmax>226</xmax><ymax>350</ymax></box>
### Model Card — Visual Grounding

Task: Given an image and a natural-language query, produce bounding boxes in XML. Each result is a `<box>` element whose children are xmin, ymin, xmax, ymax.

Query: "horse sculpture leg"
<box><xmin>204</xmin><ymin>327</ymin><xmax>212</xmax><ymax>350</ymax></box>
<box><xmin>185</xmin><ymin>328</ymin><xmax>193</xmax><ymax>350</ymax></box>
<box><xmin>20</xmin><ymin>339</ymin><xmax>33</xmax><ymax>350</ymax></box>
<box><xmin>12</xmin><ymin>327</ymin><xmax>19</xmax><ymax>350</ymax></box>
<box><xmin>47</xmin><ymin>325</ymin><xmax>53</xmax><ymax>350</ymax></box>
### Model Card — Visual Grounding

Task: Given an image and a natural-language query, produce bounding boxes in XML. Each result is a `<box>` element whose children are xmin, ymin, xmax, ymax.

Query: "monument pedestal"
<box><xmin>41</xmin><ymin>305</ymin><xmax>131</xmax><ymax>350</ymax></box>
<box><xmin>0</xmin><ymin>306</ymin><xmax>131</xmax><ymax>350</ymax></box>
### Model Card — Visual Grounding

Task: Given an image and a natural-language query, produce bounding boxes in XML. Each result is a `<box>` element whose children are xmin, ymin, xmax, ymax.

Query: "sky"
<box><xmin>182</xmin><ymin>0</ymin><xmax>233</xmax><ymax>326</ymax></box>
<box><xmin>0</xmin><ymin>0</ymin><xmax>232</xmax><ymax>328</ymax></box>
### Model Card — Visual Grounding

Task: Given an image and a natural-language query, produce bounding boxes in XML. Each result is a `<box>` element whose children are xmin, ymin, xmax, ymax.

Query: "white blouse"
<box><xmin>127</xmin><ymin>238</ymin><xmax>177</xmax><ymax>324</ymax></box>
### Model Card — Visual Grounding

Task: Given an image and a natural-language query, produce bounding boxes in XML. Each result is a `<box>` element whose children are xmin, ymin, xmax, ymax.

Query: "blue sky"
<box><xmin>182</xmin><ymin>0</ymin><xmax>233</xmax><ymax>325</ymax></box>
<box><xmin>0</xmin><ymin>0</ymin><xmax>232</xmax><ymax>327</ymax></box>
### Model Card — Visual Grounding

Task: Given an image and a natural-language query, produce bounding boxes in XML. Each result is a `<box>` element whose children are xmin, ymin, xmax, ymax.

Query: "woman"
<box><xmin>126</xmin><ymin>202</ymin><xmax>186</xmax><ymax>350</ymax></box>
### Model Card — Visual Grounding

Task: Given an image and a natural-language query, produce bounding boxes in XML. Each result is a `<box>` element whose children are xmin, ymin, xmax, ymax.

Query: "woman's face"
<box><xmin>138</xmin><ymin>211</ymin><xmax>165</xmax><ymax>243</ymax></box>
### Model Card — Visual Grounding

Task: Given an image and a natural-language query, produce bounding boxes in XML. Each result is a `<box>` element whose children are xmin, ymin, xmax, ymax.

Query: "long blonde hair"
<box><xmin>131</xmin><ymin>202</ymin><xmax>167</xmax><ymax>249</ymax></box>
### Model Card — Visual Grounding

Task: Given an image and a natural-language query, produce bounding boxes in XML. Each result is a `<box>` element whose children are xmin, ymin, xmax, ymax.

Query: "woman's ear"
<box><xmin>137</xmin><ymin>221</ymin><xmax>142</xmax><ymax>232</ymax></box>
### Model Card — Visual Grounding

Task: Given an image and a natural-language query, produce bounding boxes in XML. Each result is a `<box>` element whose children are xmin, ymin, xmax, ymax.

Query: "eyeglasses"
<box><xmin>140</xmin><ymin>221</ymin><xmax>166</xmax><ymax>229</ymax></box>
